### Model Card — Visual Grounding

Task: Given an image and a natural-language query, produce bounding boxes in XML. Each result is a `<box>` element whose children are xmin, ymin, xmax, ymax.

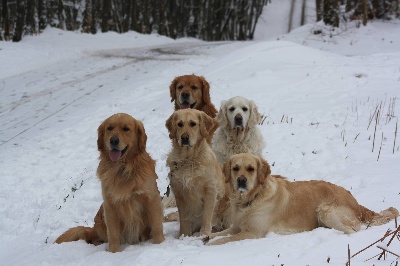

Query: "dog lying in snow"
<box><xmin>204</xmin><ymin>153</ymin><xmax>399</xmax><ymax>245</ymax></box>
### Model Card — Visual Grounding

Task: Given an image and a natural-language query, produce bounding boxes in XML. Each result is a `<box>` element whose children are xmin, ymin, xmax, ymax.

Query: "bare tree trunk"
<box><xmin>316</xmin><ymin>0</ymin><xmax>322</xmax><ymax>21</ymax></box>
<box><xmin>57</xmin><ymin>0</ymin><xmax>66</xmax><ymax>30</ymax></box>
<box><xmin>101</xmin><ymin>0</ymin><xmax>111</xmax><ymax>32</ymax></box>
<box><xmin>323</xmin><ymin>0</ymin><xmax>339</xmax><ymax>27</ymax></box>
<box><xmin>25</xmin><ymin>0</ymin><xmax>37</xmax><ymax>35</ymax></box>
<box><xmin>288</xmin><ymin>0</ymin><xmax>295</xmax><ymax>32</ymax></box>
<box><xmin>300</xmin><ymin>0</ymin><xmax>306</xmax><ymax>26</ymax></box>
<box><xmin>38</xmin><ymin>0</ymin><xmax>47</xmax><ymax>31</ymax></box>
<box><xmin>362</xmin><ymin>0</ymin><xmax>368</xmax><ymax>25</ymax></box>
<box><xmin>13</xmin><ymin>0</ymin><xmax>26</xmax><ymax>42</ymax></box>
<box><xmin>2</xmin><ymin>0</ymin><xmax>11</xmax><ymax>40</ymax></box>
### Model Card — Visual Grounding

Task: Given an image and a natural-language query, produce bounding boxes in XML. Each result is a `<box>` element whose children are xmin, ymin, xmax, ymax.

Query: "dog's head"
<box><xmin>223</xmin><ymin>153</ymin><xmax>271</xmax><ymax>195</ymax></box>
<box><xmin>169</xmin><ymin>75</ymin><xmax>211</xmax><ymax>111</ymax></box>
<box><xmin>216</xmin><ymin>96</ymin><xmax>261</xmax><ymax>131</ymax></box>
<box><xmin>166</xmin><ymin>109</ymin><xmax>214</xmax><ymax>147</ymax></box>
<box><xmin>97</xmin><ymin>113</ymin><xmax>147</xmax><ymax>162</ymax></box>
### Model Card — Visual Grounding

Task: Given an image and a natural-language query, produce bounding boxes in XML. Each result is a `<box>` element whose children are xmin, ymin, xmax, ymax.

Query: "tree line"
<box><xmin>318</xmin><ymin>0</ymin><xmax>400</xmax><ymax>27</ymax></box>
<box><xmin>0</xmin><ymin>0</ymin><xmax>269</xmax><ymax>42</ymax></box>
<box><xmin>1</xmin><ymin>0</ymin><xmax>399</xmax><ymax>42</ymax></box>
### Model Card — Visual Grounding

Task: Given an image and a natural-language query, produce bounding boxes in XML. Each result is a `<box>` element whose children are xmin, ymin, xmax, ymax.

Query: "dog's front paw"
<box><xmin>107</xmin><ymin>244</ymin><xmax>120</xmax><ymax>253</ymax></box>
<box><xmin>153</xmin><ymin>234</ymin><xmax>165</xmax><ymax>244</ymax></box>
<box><xmin>202</xmin><ymin>236</ymin><xmax>210</xmax><ymax>245</ymax></box>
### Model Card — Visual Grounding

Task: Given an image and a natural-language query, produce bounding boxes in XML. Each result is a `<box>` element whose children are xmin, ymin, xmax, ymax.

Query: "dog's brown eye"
<box><xmin>177</xmin><ymin>85</ymin><xmax>183</xmax><ymax>90</ymax></box>
<box><xmin>123</xmin><ymin>127</ymin><xmax>129</xmax><ymax>132</ymax></box>
<box><xmin>191</xmin><ymin>85</ymin><xmax>197</xmax><ymax>90</ymax></box>
<box><xmin>232</xmin><ymin>166</ymin><xmax>239</xmax><ymax>171</ymax></box>
<box><xmin>177</xmin><ymin>122</ymin><xmax>184</xmax><ymax>127</ymax></box>
<box><xmin>190</xmin><ymin>122</ymin><xmax>196</xmax><ymax>127</ymax></box>
<box><xmin>242</xmin><ymin>107</ymin><xmax>248</xmax><ymax>112</ymax></box>
<box><xmin>229</xmin><ymin>107</ymin><xmax>235</xmax><ymax>112</ymax></box>
<box><xmin>247</xmin><ymin>166</ymin><xmax>254</xmax><ymax>172</ymax></box>
<box><xmin>107</xmin><ymin>126</ymin><xmax>114</xmax><ymax>131</ymax></box>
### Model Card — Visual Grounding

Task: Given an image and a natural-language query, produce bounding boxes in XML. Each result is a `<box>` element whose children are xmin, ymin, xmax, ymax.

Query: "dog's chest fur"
<box><xmin>168</xmin><ymin>158</ymin><xmax>208</xmax><ymax>190</ymax></box>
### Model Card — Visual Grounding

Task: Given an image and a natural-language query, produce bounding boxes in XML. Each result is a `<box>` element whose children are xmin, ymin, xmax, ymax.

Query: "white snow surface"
<box><xmin>1</xmin><ymin>17</ymin><xmax>400</xmax><ymax>266</ymax></box>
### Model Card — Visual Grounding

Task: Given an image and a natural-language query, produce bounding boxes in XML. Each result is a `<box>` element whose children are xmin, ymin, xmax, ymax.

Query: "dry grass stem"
<box><xmin>394</xmin><ymin>119</ymin><xmax>398</xmax><ymax>154</ymax></box>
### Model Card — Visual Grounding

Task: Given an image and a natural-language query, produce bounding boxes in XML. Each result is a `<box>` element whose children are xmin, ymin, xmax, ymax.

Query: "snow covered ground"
<box><xmin>1</xmin><ymin>10</ymin><xmax>399</xmax><ymax>266</ymax></box>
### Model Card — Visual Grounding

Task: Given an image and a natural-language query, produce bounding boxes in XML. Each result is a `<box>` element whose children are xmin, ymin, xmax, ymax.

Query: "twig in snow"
<box><xmin>347</xmin><ymin>244</ymin><xmax>351</xmax><ymax>266</ymax></box>
<box><xmin>372</xmin><ymin>109</ymin><xmax>380</xmax><ymax>152</ymax></box>
<box><xmin>368</xmin><ymin>102</ymin><xmax>381</xmax><ymax>130</ymax></box>
<box><xmin>351</xmin><ymin>229</ymin><xmax>393</xmax><ymax>258</ymax></box>
<box><xmin>394</xmin><ymin>119</ymin><xmax>398</xmax><ymax>154</ymax></box>
<box><xmin>377</xmin><ymin>132</ymin><xmax>383</xmax><ymax>161</ymax></box>
<box><xmin>377</xmin><ymin>246</ymin><xmax>399</xmax><ymax>258</ymax></box>
<box><xmin>353</xmin><ymin>133</ymin><xmax>360</xmax><ymax>143</ymax></box>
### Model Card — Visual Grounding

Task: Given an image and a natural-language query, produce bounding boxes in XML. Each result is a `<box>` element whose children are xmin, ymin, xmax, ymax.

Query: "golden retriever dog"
<box><xmin>204</xmin><ymin>153</ymin><xmax>399</xmax><ymax>245</ymax></box>
<box><xmin>165</xmin><ymin>109</ymin><xmax>231</xmax><ymax>236</ymax></box>
<box><xmin>212</xmin><ymin>96</ymin><xmax>265</xmax><ymax>165</ymax></box>
<box><xmin>55</xmin><ymin>113</ymin><xmax>165</xmax><ymax>252</ymax></box>
<box><xmin>169</xmin><ymin>74</ymin><xmax>218</xmax><ymax>119</ymax></box>
<box><xmin>163</xmin><ymin>75</ymin><xmax>219</xmax><ymax>208</ymax></box>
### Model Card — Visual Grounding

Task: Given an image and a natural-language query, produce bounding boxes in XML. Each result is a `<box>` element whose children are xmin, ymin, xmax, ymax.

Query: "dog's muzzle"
<box><xmin>237</xmin><ymin>175</ymin><xmax>247</xmax><ymax>189</ymax></box>
<box><xmin>110</xmin><ymin>136</ymin><xmax>119</xmax><ymax>149</ymax></box>
<box><xmin>234</xmin><ymin>114</ymin><xmax>243</xmax><ymax>127</ymax></box>
<box><xmin>181</xmin><ymin>133</ymin><xmax>190</xmax><ymax>146</ymax></box>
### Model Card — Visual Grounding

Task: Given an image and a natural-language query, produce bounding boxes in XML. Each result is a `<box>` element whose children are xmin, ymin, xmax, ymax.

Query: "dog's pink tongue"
<box><xmin>109</xmin><ymin>149</ymin><xmax>121</xmax><ymax>162</ymax></box>
<box><xmin>180</xmin><ymin>103</ymin><xmax>190</xmax><ymax>109</ymax></box>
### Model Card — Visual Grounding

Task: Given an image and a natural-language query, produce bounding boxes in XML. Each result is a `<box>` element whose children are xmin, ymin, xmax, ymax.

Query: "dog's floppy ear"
<box><xmin>136</xmin><ymin>120</ymin><xmax>147</xmax><ymax>152</ymax></box>
<box><xmin>199</xmin><ymin>76</ymin><xmax>211</xmax><ymax>104</ymax></box>
<box><xmin>97</xmin><ymin>119</ymin><xmax>105</xmax><ymax>151</ymax></box>
<box><xmin>199</xmin><ymin>111</ymin><xmax>214</xmax><ymax>138</ymax></box>
<box><xmin>222</xmin><ymin>160</ymin><xmax>232</xmax><ymax>183</ymax></box>
<box><xmin>169</xmin><ymin>77</ymin><xmax>178</xmax><ymax>103</ymax></box>
<box><xmin>257</xmin><ymin>157</ymin><xmax>271</xmax><ymax>185</ymax></box>
<box><xmin>216</xmin><ymin>100</ymin><xmax>228</xmax><ymax>128</ymax></box>
<box><xmin>165</xmin><ymin>113</ymin><xmax>176</xmax><ymax>139</ymax></box>
<box><xmin>248</xmin><ymin>100</ymin><xmax>262</xmax><ymax>128</ymax></box>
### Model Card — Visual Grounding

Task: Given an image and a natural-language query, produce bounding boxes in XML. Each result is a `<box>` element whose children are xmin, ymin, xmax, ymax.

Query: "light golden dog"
<box><xmin>55</xmin><ymin>113</ymin><xmax>165</xmax><ymax>252</ymax></box>
<box><xmin>205</xmin><ymin>153</ymin><xmax>399</xmax><ymax>245</ymax></box>
<box><xmin>165</xmin><ymin>109</ymin><xmax>231</xmax><ymax>236</ymax></box>
<box><xmin>212</xmin><ymin>96</ymin><xmax>265</xmax><ymax>165</ymax></box>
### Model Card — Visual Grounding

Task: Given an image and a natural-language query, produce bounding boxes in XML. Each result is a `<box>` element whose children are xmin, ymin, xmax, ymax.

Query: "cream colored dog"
<box><xmin>165</xmin><ymin>109</ymin><xmax>231</xmax><ymax>236</ymax></box>
<box><xmin>205</xmin><ymin>153</ymin><xmax>399</xmax><ymax>245</ymax></box>
<box><xmin>212</xmin><ymin>96</ymin><xmax>265</xmax><ymax>165</ymax></box>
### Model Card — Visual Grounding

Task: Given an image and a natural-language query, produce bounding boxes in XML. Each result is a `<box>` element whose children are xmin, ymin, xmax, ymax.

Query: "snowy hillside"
<box><xmin>1</xmin><ymin>18</ymin><xmax>400</xmax><ymax>266</ymax></box>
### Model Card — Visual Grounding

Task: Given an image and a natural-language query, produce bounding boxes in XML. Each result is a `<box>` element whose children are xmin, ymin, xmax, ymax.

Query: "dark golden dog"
<box><xmin>169</xmin><ymin>75</ymin><xmax>218</xmax><ymax>118</ymax></box>
<box><xmin>55</xmin><ymin>113</ymin><xmax>165</xmax><ymax>252</ymax></box>
<box><xmin>205</xmin><ymin>153</ymin><xmax>399</xmax><ymax>245</ymax></box>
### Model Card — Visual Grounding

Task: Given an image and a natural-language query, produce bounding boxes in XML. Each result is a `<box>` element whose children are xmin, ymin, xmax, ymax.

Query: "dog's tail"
<box><xmin>360</xmin><ymin>205</ymin><xmax>399</xmax><ymax>226</ymax></box>
<box><xmin>161</xmin><ymin>194</ymin><xmax>177</xmax><ymax>209</ymax></box>
<box><xmin>161</xmin><ymin>185</ymin><xmax>177</xmax><ymax>208</ymax></box>
<box><xmin>55</xmin><ymin>226</ymin><xmax>95</xmax><ymax>243</ymax></box>
<box><xmin>55</xmin><ymin>205</ymin><xmax>106</xmax><ymax>245</ymax></box>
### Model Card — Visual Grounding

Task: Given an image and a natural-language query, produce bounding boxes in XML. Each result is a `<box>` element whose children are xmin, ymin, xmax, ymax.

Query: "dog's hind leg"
<box><xmin>207</xmin><ymin>230</ymin><xmax>258</xmax><ymax>245</ymax></box>
<box><xmin>317</xmin><ymin>203</ymin><xmax>361</xmax><ymax>234</ymax></box>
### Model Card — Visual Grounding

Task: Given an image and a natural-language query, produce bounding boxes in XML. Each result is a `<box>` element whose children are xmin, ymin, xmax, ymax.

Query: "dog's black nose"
<box><xmin>235</xmin><ymin>114</ymin><xmax>243</xmax><ymax>125</ymax></box>
<box><xmin>181</xmin><ymin>92</ymin><xmax>190</xmax><ymax>100</ymax></box>
<box><xmin>237</xmin><ymin>176</ymin><xmax>247</xmax><ymax>188</ymax></box>
<box><xmin>181</xmin><ymin>134</ymin><xmax>190</xmax><ymax>145</ymax></box>
<box><xmin>110</xmin><ymin>136</ymin><xmax>119</xmax><ymax>147</ymax></box>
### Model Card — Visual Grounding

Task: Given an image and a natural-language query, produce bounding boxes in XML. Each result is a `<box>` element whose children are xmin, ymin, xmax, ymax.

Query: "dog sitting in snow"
<box><xmin>212</xmin><ymin>96</ymin><xmax>265</xmax><ymax>165</ymax></box>
<box><xmin>164</xmin><ymin>109</ymin><xmax>231</xmax><ymax>236</ymax></box>
<box><xmin>55</xmin><ymin>113</ymin><xmax>165</xmax><ymax>252</ymax></box>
